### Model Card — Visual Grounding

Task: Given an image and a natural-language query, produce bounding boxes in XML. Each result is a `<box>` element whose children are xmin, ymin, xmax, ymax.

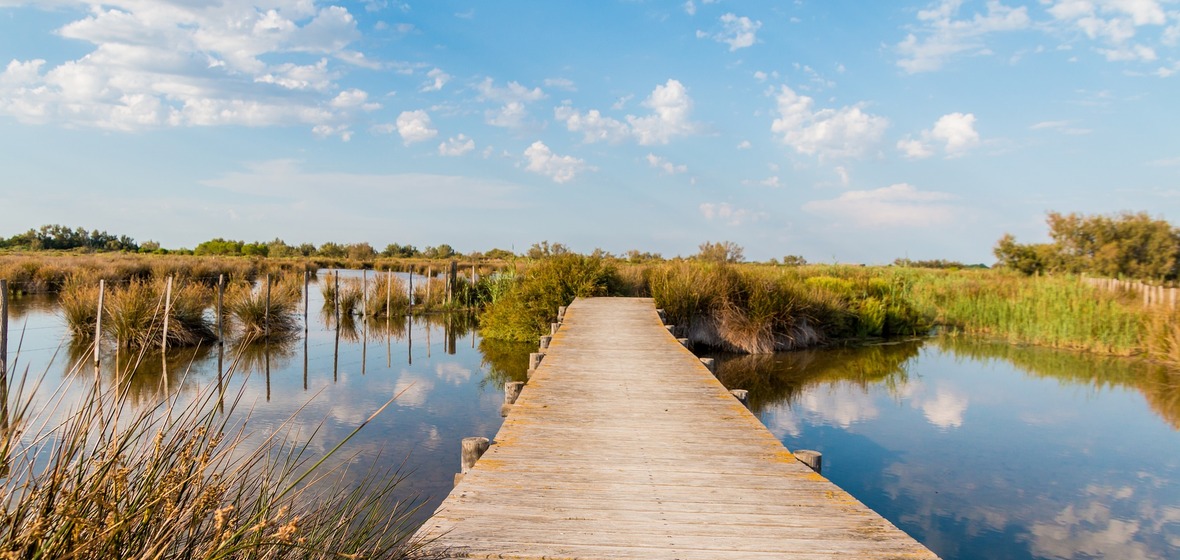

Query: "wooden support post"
<box><xmin>501</xmin><ymin>381</ymin><xmax>525</xmax><ymax>417</ymax></box>
<box><xmin>448</xmin><ymin>260</ymin><xmax>457</xmax><ymax>305</ymax></box>
<box><xmin>558</xmin><ymin>305</ymin><xmax>567</xmax><ymax>322</ymax></box>
<box><xmin>162</xmin><ymin>276</ymin><xmax>173</xmax><ymax>353</ymax></box>
<box><xmin>794</xmin><ymin>450</ymin><xmax>822</xmax><ymax>474</ymax></box>
<box><xmin>217</xmin><ymin>274</ymin><xmax>225</xmax><ymax>343</ymax></box>
<box><xmin>529</xmin><ymin>352</ymin><xmax>544</xmax><ymax>370</ymax></box>
<box><xmin>456</xmin><ymin>436</ymin><xmax>491</xmax><ymax>484</ymax></box>
<box><xmin>303</xmin><ymin>271</ymin><xmax>310</xmax><ymax>332</ymax></box>
<box><xmin>550</xmin><ymin>322</ymin><xmax>559</xmax><ymax>335</ymax></box>
<box><xmin>408</xmin><ymin>267</ymin><xmax>414</xmax><ymax>308</ymax></box>
<box><xmin>730</xmin><ymin>389</ymin><xmax>749</xmax><ymax>405</ymax></box>
<box><xmin>1</xmin><ymin>279</ymin><xmax>7</xmax><ymax>401</ymax></box>
<box><xmin>665</xmin><ymin>324</ymin><xmax>675</xmax><ymax>336</ymax></box>
<box><xmin>264</xmin><ymin>274</ymin><xmax>271</xmax><ymax>339</ymax></box>
<box><xmin>677</xmin><ymin>337</ymin><xmax>689</xmax><ymax>347</ymax></box>
<box><xmin>656</xmin><ymin>308</ymin><xmax>667</xmax><ymax>324</ymax></box>
<box><xmin>94</xmin><ymin>279</ymin><xmax>104</xmax><ymax>367</ymax></box>
<box><xmin>426</xmin><ymin>267</ymin><xmax>433</xmax><ymax>307</ymax></box>
<box><xmin>0</xmin><ymin>280</ymin><xmax>6</xmax><ymax>459</ymax></box>
<box><xmin>539</xmin><ymin>335</ymin><xmax>552</xmax><ymax>349</ymax></box>
<box><xmin>386</xmin><ymin>269</ymin><xmax>392</xmax><ymax>317</ymax></box>
<box><xmin>700</xmin><ymin>357</ymin><xmax>715</xmax><ymax>373</ymax></box>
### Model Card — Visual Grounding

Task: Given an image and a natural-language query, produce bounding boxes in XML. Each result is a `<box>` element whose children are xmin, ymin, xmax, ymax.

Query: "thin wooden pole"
<box><xmin>362</xmin><ymin>271</ymin><xmax>368</xmax><ymax>375</ymax></box>
<box><xmin>94</xmin><ymin>279</ymin><xmax>104</xmax><ymax>367</ymax></box>
<box><xmin>408</xmin><ymin>266</ymin><xmax>414</xmax><ymax>308</ymax></box>
<box><xmin>303</xmin><ymin>271</ymin><xmax>310</xmax><ymax>333</ymax></box>
<box><xmin>1</xmin><ymin>279</ymin><xmax>8</xmax><ymax>438</ymax></box>
<box><xmin>264</xmin><ymin>274</ymin><xmax>271</xmax><ymax>339</ymax></box>
<box><xmin>386</xmin><ymin>269</ymin><xmax>392</xmax><ymax>317</ymax></box>
<box><xmin>216</xmin><ymin>274</ymin><xmax>224</xmax><ymax>344</ymax></box>
<box><xmin>162</xmin><ymin>276</ymin><xmax>173</xmax><ymax>353</ymax></box>
<box><xmin>426</xmin><ymin>266</ymin><xmax>433</xmax><ymax>308</ymax></box>
<box><xmin>333</xmin><ymin>273</ymin><xmax>340</xmax><ymax>383</ymax></box>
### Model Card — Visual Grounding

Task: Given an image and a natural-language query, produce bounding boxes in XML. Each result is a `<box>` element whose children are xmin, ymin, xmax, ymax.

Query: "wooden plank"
<box><xmin>412</xmin><ymin>297</ymin><xmax>937</xmax><ymax>559</ymax></box>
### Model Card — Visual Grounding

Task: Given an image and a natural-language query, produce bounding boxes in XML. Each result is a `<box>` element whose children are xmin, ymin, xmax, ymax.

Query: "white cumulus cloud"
<box><xmin>0</xmin><ymin>2</ymin><xmax>372</xmax><ymax>132</ymax></box>
<box><xmin>556</xmin><ymin>79</ymin><xmax>697</xmax><ymax>146</ymax></box>
<box><xmin>896</xmin><ymin>0</ymin><xmax>1031</xmax><ymax>73</ymax></box>
<box><xmin>395</xmin><ymin>109</ymin><xmax>437</xmax><ymax>145</ymax></box>
<box><xmin>646</xmin><ymin>153</ymin><xmax>688</xmax><ymax>175</ymax></box>
<box><xmin>697</xmin><ymin>13</ymin><xmax>762</xmax><ymax>51</ymax></box>
<box><xmin>771</xmin><ymin>85</ymin><xmax>889</xmax><ymax>160</ymax></box>
<box><xmin>477</xmin><ymin>78</ymin><xmax>545</xmax><ymax>129</ymax></box>
<box><xmin>802</xmin><ymin>183</ymin><xmax>958</xmax><ymax>228</ymax></box>
<box><xmin>420</xmin><ymin>67</ymin><xmax>450</xmax><ymax>92</ymax></box>
<box><xmin>439</xmin><ymin>133</ymin><xmax>475</xmax><ymax>156</ymax></box>
<box><xmin>899</xmin><ymin>112</ymin><xmax>981</xmax><ymax>158</ymax></box>
<box><xmin>523</xmin><ymin>141</ymin><xmax>592</xmax><ymax>183</ymax></box>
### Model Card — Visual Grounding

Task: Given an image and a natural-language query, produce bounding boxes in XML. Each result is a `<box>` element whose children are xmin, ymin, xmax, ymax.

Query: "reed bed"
<box><xmin>227</xmin><ymin>276</ymin><xmax>304</xmax><ymax>343</ymax></box>
<box><xmin>365</xmin><ymin>274</ymin><xmax>410</xmax><ymax>317</ymax></box>
<box><xmin>904</xmin><ymin>270</ymin><xmax>1145</xmax><ymax>354</ymax></box>
<box><xmin>0</xmin><ymin>348</ymin><xmax>426</xmax><ymax>559</ymax></box>
<box><xmin>0</xmin><ymin>253</ymin><xmax>268</xmax><ymax>294</ymax></box>
<box><xmin>98</xmin><ymin>278</ymin><xmax>217</xmax><ymax>350</ymax></box>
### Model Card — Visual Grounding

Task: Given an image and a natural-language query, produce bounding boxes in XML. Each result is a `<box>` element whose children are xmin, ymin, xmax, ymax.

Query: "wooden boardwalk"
<box><xmin>413</xmin><ymin>297</ymin><xmax>938</xmax><ymax>559</ymax></box>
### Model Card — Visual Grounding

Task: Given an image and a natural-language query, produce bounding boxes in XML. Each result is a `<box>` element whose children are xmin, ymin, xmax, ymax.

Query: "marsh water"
<box><xmin>3</xmin><ymin>278</ymin><xmax>1179</xmax><ymax>559</ymax></box>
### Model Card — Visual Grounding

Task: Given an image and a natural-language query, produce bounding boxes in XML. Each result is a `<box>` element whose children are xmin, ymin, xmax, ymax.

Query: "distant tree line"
<box><xmin>0</xmin><ymin>224</ymin><xmax>138</xmax><ymax>252</ymax></box>
<box><xmin>994</xmin><ymin>211</ymin><xmax>1180</xmax><ymax>281</ymax></box>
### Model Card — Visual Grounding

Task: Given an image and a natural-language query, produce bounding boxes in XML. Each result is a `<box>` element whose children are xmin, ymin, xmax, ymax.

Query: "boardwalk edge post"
<box><xmin>700</xmin><ymin>357</ymin><xmax>715</xmax><ymax>373</ymax></box>
<box><xmin>730</xmin><ymin>389</ymin><xmax>749</xmax><ymax>406</ymax></box>
<box><xmin>539</xmin><ymin>335</ymin><xmax>552</xmax><ymax>349</ymax></box>
<box><xmin>795</xmin><ymin>449</ymin><xmax>822</xmax><ymax>474</ymax></box>
<box><xmin>456</xmin><ymin>436</ymin><xmax>491</xmax><ymax>486</ymax></box>
<box><xmin>501</xmin><ymin>381</ymin><xmax>524</xmax><ymax>417</ymax></box>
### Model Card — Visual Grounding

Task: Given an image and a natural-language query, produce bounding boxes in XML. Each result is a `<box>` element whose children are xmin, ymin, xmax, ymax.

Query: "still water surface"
<box><xmin>4</xmin><ymin>281</ymin><xmax>1178</xmax><ymax>559</ymax></box>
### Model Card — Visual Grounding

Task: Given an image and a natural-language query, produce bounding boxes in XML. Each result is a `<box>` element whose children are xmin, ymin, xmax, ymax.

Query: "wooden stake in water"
<box><xmin>162</xmin><ymin>276</ymin><xmax>173</xmax><ymax>353</ymax></box>
<box><xmin>0</xmin><ymin>279</ymin><xmax>7</xmax><ymax>466</ymax></box>
<box><xmin>333</xmin><ymin>273</ymin><xmax>340</xmax><ymax>383</ymax></box>
<box><xmin>94</xmin><ymin>279</ymin><xmax>104</xmax><ymax>367</ymax></box>
<box><xmin>408</xmin><ymin>266</ymin><xmax>414</xmax><ymax>308</ymax></box>
<box><xmin>216</xmin><ymin>274</ymin><xmax>224</xmax><ymax>344</ymax></box>
<box><xmin>303</xmin><ymin>271</ymin><xmax>310</xmax><ymax>333</ymax></box>
<box><xmin>1</xmin><ymin>279</ymin><xmax>8</xmax><ymax>418</ymax></box>
<box><xmin>426</xmin><ymin>266</ymin><xmax>433</xmax><ymax>308</ymax></box>
<box><xmin>264</xmin><ymin>274</ymin><xmax>271</xmax><ymax>339</ymax></box>
<box><xmin>386</xmin><ymin>269</ymin><xmax>392</xmax><ymax>318</ymax></box>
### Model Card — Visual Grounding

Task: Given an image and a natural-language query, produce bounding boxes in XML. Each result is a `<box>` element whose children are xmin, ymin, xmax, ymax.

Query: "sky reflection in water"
<box><xmin>712</xmin><ymin>340</ymin><xmax>1180</xmax><ymax>560</ymax></box>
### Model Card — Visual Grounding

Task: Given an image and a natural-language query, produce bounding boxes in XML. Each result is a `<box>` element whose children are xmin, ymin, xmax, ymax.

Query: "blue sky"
<box><xmin>1</xmin><ymin>0</ymin><xmax>1178</xmax><ymax>264</ymax></box>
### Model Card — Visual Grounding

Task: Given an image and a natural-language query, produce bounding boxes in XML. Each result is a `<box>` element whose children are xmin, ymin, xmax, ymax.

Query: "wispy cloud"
<box><xmin>803</xmin><ymin>183</ymin><xmax>958</xmax><ymax>227</ymax></box>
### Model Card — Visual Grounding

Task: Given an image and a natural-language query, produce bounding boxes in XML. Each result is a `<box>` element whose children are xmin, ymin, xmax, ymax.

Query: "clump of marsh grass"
<box><xmin>58</xmin><ymin>274</ymin><xmax>101</xmax><ymax>337</ymax></box>
<box><xmin>227</xmin><ymin>276</ymin><xmax>303</xmax><ymax>343</ymax></box>
<box><xmin>320</xmin><ymin>273</ymin><xmax>364</xmax><ymax>317</ymax></box>
<box><xmin>480</xmin><ymin>255</ymin><xmax>621</xmax><ymax>342</ymax></box>
<box><xmin>365</xmin><ymin>273</ymin><xmax>410</xmax><ymax>317</ymax></box>
<box><xmin>101</xmin><ymin>278</ymin><xmax>217</xmax><ymax>350</ymax></box>
<box><xmin>0</xmin><ymin>349</ymin><xmax>426</xmax><ymax>559</ymax></box>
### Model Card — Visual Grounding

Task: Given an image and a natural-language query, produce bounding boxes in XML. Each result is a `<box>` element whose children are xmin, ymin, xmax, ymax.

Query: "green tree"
<box><xmin>695</xmin><ymin>241</ymin><xmax>744</xmax><ymax>264</ymax></box>
<box><xmin>316</xmin><ymin>242</ymin><xmax>346</xmax><ymax>258</ymax></box>
<box><xmin>484</xmin><ymin>248</ymin><xmax>515</xmax><ymax>260</ymax></box>
<box><xmin>382</xmin><ymin>243</ymin><xmax>419</xmax><ymax>258</ymax></box>
<box><xmin>526</xmin><ymin>241</ymin><xmax>570</xmax><ymax>259</ymax></box>
<box><xmin>346</xmin><ymin>242</ymin><xmax>377</xmax><ymax>261</ymax></box>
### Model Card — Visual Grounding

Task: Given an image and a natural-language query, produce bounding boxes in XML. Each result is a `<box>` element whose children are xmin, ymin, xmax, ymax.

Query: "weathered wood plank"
<box><xmin>412</xmin><ymin>297</ymin><xmax>937</xmax><ymax>559</ymax></box>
